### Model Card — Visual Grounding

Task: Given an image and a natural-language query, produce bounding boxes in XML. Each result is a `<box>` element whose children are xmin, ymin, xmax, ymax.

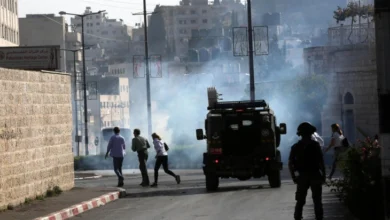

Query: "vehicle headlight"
<box><xmin>261</xmin><ymin>129</ymin><xmax>270</xmax><ymax>137</ymax></box>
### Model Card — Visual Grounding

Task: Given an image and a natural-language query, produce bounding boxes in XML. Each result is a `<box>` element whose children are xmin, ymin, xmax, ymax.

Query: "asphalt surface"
<box><xmin>74</xmin><ymin>169</ymin><xmax>349</xmax><ymax>220</ymax></box>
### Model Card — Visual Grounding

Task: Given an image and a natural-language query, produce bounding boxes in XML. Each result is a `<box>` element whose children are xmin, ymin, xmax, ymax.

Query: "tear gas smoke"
<box><xmin>128</xmin><ymin>53</ymin><xmax>328</xmax><ymax>167</ymax></box>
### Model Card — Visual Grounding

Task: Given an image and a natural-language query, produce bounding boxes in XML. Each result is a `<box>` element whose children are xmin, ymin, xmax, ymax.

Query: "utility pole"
<box><xmin>247</xmin><ymin>0</ymin><xmax>256</xmax><ymax>101</ymax></box>
<box><xmin>59</xmin><ymin>10</ymin><xmax>105</xmax><ymax>156</ymax></box>
<box><xmin>132</xmin><ymin>1</ymin><xmax>154</xmax><ymax>136</ymax></box>
<box><xmin>143</xmin><ymin>0</ymin><xmax>153</xmax><ymax>137</ymax></box>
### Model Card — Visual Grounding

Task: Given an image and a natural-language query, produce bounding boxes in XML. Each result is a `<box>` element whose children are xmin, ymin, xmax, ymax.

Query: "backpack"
<box><xmin>164</xmin><ymin>142</ymin><xmax>170</xmax><ymax>151</ymax></box>
<box><xmin>342</xmin><ymin>137</ymin><xmax>350</xmax><ymax>148</ymax></box>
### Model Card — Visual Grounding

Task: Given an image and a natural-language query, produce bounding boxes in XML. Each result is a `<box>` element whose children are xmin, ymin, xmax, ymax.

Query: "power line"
<box><xmin>80</xmin><ymin>0</ymin><xmax>141</xmax><ymax>10</ymax></box>
<box><xmin>84</xmin><ymin>0</ymin><xmax>158</xmax><ymax>6</ymax></box>
<box><xmin>40</xmin><ymin>14</ymin><xmax>129</xmax><ymax>42</ymax></box>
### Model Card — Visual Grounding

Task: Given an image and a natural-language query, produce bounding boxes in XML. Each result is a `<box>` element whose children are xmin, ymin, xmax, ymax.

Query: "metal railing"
<box><xmin>328</xmin><ymin>23</ymin><xmax>375</xmax><ymax>46</ymax></box>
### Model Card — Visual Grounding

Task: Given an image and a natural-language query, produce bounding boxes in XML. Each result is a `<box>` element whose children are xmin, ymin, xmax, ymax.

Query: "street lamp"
<box><xmin>132</xmin><ymin>2</ymin><xmax>157</xmax><ymax>137</ymax></box>
<box><xmin>59</xmin><ymin>10</ymin><xmax>106</xmax><ymax>156</ymax></box>
<box><xmin>60</xmin><ymin>48</ymin><xmax>81</xmax><ymax>156</ymax></box>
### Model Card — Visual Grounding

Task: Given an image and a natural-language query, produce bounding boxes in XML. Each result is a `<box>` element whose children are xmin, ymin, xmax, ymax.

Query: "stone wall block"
<box><xmin>0</xmin><ymin>68</ymin><xmax>74</xmax><ymax>208</ymax></box>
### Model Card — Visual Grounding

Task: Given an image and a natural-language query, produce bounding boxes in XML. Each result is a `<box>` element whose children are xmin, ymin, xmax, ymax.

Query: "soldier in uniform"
<box><xmin>288</xmin><ymin>122</ymin><xmax>326</xmax><ymax>220</ymax></box>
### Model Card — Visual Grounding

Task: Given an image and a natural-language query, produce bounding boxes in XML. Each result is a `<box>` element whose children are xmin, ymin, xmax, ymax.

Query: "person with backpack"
<box><xmin>288</xmin><ymin>122</ymin><xmax>326</xmax><ymax>220</ymax></box>
<box><xmin>150</xmin><ymin>133</ymin><xmax>181</xmax><ymax>187</ymax></box>
<box><xmin>323</xmin><ymin>123</ymin><xmax>348</xmax><ymax>179</ymax></box>
<box><xmin>131</xmin><ymin>128</ymin><xmax>151</xmax><ymax>187</ymax></box>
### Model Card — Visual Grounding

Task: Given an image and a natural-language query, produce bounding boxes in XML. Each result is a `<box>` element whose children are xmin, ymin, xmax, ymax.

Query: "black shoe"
<box><xmin>175</xmin><ymin>175</ymin><xmax>181</xmax><ymax>184</ymax></box>
<box><xmin>150</xmin><ymin>183</ymin><xmax>158</xmax><ymax>187</ymax></box>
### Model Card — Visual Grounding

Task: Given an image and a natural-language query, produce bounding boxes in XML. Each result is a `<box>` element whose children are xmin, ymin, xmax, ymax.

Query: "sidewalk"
<box><xmin>0</xmin><ymin>187</ymin><xmax>123</xmax><ymax>220</ymax></box>
<box><xmin>75</xmin><ymin>169</ymin><xmax>204</xmax><ymax>177</ymax></box>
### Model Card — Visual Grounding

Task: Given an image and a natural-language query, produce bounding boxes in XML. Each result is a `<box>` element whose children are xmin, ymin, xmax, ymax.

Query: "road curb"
<box><xmin>33</xmin><ymin>189</ymin><xmax>126</xmax><ymax>220</ymax></box>
<box><xmin>74</xmin><ymin>175</ymin><xmax>103</xmax><ymax>180</ymax></box>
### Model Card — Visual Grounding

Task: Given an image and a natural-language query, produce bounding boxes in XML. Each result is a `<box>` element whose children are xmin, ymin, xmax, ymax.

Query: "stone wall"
<box><xmin>0</xmin><ymin>68</ymin><xmax>74</xmax><ymax>209</ymax></box>
<box><xmin>304</xmin><ymin>44</ymin><xmax>379</xmax><ymax>141</ymax></box>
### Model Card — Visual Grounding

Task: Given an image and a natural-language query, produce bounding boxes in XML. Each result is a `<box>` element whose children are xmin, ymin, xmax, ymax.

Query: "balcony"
<box><xmin>328</xmin><ymin>23</ymin><xmax>375</xmax><ymax>46</ymax></box>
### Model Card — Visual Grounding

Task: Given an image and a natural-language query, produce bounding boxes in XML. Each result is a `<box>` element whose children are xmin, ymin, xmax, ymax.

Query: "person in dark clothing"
<box><xmin>150</xmin><ymin>133</ymin><xmax>180</xmax><ymax>187</ymax></box>
<box><xmin>288</xmin><ymin>122</ymin><xmax>326</xmax><ymax>220</ymax></box>
<box><xmin>105</xmin><ymin>127</ymin><xmax>126</xmax><ymax>187</ymax></box>
<box><xmin>131</xmin><ymin>128</ymin><xmax>150</xmax><ymax>187</ymax></box>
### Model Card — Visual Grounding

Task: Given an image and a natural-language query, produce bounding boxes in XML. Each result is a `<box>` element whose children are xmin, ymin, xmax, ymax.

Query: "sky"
<box><xmin>18</xmin><ymin>0</ymin><xmax>180</xmax><ymax>26</ymax></box>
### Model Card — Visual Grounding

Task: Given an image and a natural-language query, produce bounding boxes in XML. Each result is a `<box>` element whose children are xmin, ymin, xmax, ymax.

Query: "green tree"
<box><xmin>333</xmin><ymin>3</ymin><xmax>375</xmax><ymax>43</ymax></box>
<box><xmin>148</xmin><ymin>5</ymin><xmax>167</xmax><ymax>55</ymax></box>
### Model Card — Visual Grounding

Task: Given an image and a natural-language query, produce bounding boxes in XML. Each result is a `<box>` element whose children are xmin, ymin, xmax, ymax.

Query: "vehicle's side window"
<box><xmin>229</xmin><ymin>124</ymin><xmax>239</xmax><ymax>130</ymax></box>
<box><xmin>242</xmin><ymin>120</ymin><xmax>253</xmax><ymax>126</ymax></box>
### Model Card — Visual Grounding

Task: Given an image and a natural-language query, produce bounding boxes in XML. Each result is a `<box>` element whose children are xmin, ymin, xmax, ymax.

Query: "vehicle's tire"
<box><xmin>268</xmin><ymin>169</ymin><xmax>281</xmax><ymax>188</ymax></box>
<box><xmin>205</xmin><ymin>173</ymin><xmax>219</xmax><ymax>191</ymax></box>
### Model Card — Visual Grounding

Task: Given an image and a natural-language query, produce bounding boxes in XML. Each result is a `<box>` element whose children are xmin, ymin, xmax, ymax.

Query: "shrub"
<box><xmin>329</xmin><ymin>136</ymin><xmax>383</xmax><ymax>220</ymax></box>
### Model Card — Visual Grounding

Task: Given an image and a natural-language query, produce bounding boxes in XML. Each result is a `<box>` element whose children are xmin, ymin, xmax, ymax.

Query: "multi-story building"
<box><xmin>70</xmin><ymin>7</ymin><xmax>132</xmax><ymax>55</ymax></box>
<box><xmin>156</xmin><ymin>0</ymin><xmax>245</xmax><ymax>58</ymax></box>
<box><xmin>0</xmin><ymin>0</ymin><xmax>19</xmax><ymax>46</ymax></box>
<box><xmin>19</xmin><ymin>14</ymin><xmax>83</xmax><ymax>72</ymax></box>
<box><xmin>84</xmin><ymin>75</ymin><xmax>130</xmax><ymax>155</ymax></box>
<box><xmin>304</xmin><ymin>23</ymin><xmax>377</xmax><ymax>142</ymax></box>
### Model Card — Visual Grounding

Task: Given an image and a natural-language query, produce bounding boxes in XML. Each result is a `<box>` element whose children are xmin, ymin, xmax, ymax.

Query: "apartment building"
<box><xmin>0</xmin><ymin>0</ymin><xmax>19</xmax><ymax>46</ymax></box>
<box><xmin>157</xmin><ymin>0</ymin><xmax>245</xmax><ymax>57</ymax></box>
<box><xmin>71</xmin><ymin>7</ymin><xmax>131</xmax><ymax>52</ymax></box>
<box><xmin>19</xmin><ymin>14</ymin><xmax>83</xmax><ymax>72</ymax></box>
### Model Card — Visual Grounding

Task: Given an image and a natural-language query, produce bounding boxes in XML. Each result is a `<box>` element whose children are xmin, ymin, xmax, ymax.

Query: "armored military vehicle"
<box><xmin>196</xmin><ymin>87</ymin><xmax>287</xmax><ymax>191</ymax></box>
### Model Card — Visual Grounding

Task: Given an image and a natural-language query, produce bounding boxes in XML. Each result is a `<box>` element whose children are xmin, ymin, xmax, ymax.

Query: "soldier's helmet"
<box><xmin>296</xmin><ymin>122</ymin><xmax>317</xmax><ymax>136</ymax></box>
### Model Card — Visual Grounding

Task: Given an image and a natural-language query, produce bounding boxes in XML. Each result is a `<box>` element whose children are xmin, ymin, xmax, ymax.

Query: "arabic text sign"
<box><xmin>0</xmin><ymin>46</ymin><xmax>60</xmax><ymax>70</ymax></box>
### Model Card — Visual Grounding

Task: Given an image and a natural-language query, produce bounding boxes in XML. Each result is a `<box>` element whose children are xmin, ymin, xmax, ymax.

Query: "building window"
<box><xmin>344</xmin><ymin>92</ymin><xmax>355</xmax><ymax>104</ymax></box>
<box><xmin>191</xmin><ymin>20</ymin><xmax>196</xmax><ymax>24</ymax></box>
<box><xmin>191</xmin><ymin>10</ymin><xmax>196</xmax><ymax>14</ymax></box>
<box><xmin>202</xmin><ymin>9</ymin><xmax>207</xmax><ymax>14</ymax></box>
<box><xmin>96</xmin><ymin>22</ymin><xmax>100</xmax><ymax>25</ymax></box>
<box><xmin>202</xmin><ymin>19</ymin><xmax>208</xmax><ymax>24</ymax></box>
<box><xmin>96</xmin><ymin>15</ymin><xmax>100</xmax><ymax>19</ymax></box>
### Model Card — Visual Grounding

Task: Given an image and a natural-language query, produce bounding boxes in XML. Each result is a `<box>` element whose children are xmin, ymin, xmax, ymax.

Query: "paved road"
<box><xmin>75</xmin><ymin>170</ymin><xmax>348</xmax><ymax>220</ymax></box>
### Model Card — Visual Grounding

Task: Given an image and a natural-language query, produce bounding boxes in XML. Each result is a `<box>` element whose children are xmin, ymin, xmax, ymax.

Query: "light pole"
<box><xmin>246</xmin><ymin>0</ymin><xmax>255</xmax><ymax>101</ymax></box>
<box><xmin>59</xmin><ymin>10</ymin><xmax>105</xmax><ymax>156</ymax></box>
<box><xmin>60</xmin><ymin>48</ymin><xmax>81</xmax><ymax>156</ymax></box>
<box><xmin>132</xmin><ymin>4</ymin><xmax>158</xmax><ymax>137</ymax></box>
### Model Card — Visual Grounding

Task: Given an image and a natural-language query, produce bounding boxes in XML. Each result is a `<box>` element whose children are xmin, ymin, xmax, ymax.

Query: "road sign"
<box><xmin>133</xmin><ymin>55</ymin><xmax>145</xmax><ymax>78</ymax></box>
<box><xmin>87</xmin><ymin>82</ymin><xmax>97</xmax><ymax>100</ymax></box>
<box><xmin>232</xmin><ymin>27</ymin><xmax>248</xmax><ymax>56</ymax></box>
<box><xmin>253</xmin><ymin>26</ymin><xmax>269</xmax><ymax>55</ymax></box>
<box><xmin>149</xmin><ymin>55</ymin><xmax>162</xmax><ymax>78</ymax></box>
<box><xmin>0</xmin><ymin>46</ymin><xmax>61</xmax><ymax>70</ymax></box>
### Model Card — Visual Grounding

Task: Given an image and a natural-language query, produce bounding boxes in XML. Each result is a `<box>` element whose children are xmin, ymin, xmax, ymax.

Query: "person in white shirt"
<box><xmin>150</xmin><ymin>133</ymin><xmax>181</xmax><ymax>187</ymax></box>
<box><xmin>312</xmin><ymin>132</ymin><xmax>325</xmax><ymax>148</ymax></box>
<box><xmin>324</xmin><ymin>123</ymin><xmax>345</xmax><ymax>179</ymax></box>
